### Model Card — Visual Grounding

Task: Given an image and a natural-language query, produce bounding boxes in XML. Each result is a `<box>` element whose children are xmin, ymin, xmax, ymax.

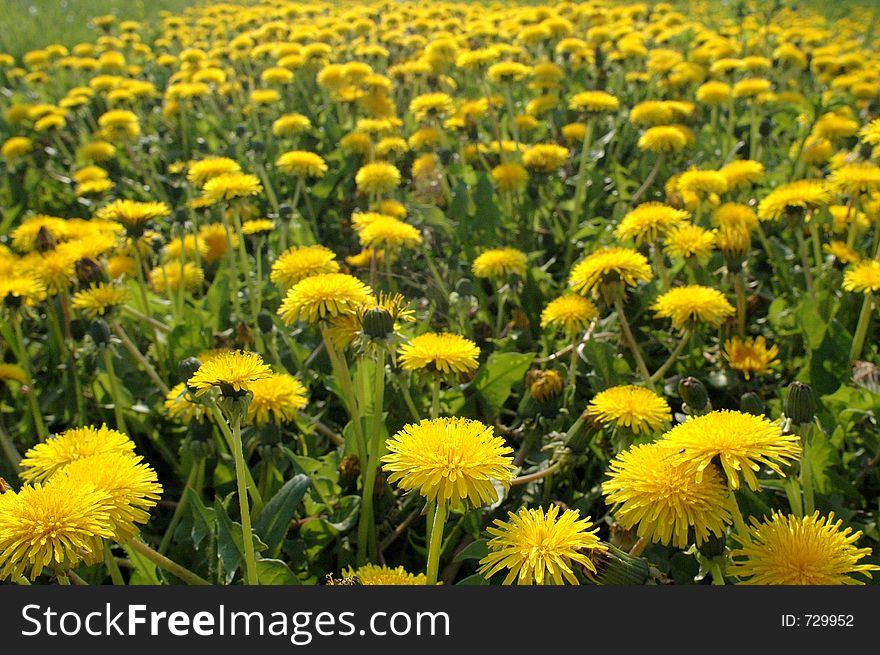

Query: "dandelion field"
<box><xmin>1</xmin><ymin>0</ymin><xmax>880</xmax><ymax>587</ymax></box>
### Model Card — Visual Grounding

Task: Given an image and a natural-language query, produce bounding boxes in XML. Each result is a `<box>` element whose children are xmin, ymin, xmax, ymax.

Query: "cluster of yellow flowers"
<box><xmin>0</xmin><ymin>0</ymin><xmax>879</xmax><ymax>587</ymax></box>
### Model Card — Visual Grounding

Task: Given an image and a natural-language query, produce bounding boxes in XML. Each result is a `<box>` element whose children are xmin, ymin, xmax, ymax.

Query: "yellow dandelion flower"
<box><xmin>150</xmin><ymin>262</ymin><xmax>204</xmax><ymax>294</ymax></box>
<box><xmin>381</xmin><ymin>417</ymin><xmax>515</xmax><ymax>509</ymax></box>
<box><xmin>615</xmin><ymin>202</ymin><xmax>689</xmax><ymax>244</ymax></box>
<box><xmin>540</xmin><ymin>295</ymin><xmax>598</xmax><ymax>335</ymax></box>
<box><xmin>270</xmin><ymin>245</ymin><xmax>339</xmax><ymax>290</ymax></box>
<box><xmin>201</xmin><ymin>172</ymin><xmax>262</xmax><ymax>203</ymax></box>
<box><xmin>824</xmin><ymin>241</ymin><xmax>861</xmax><ymax>265</ymax></box>
<box><xmin>664</xmin><ymin>224</ymin><xmax>716</xmax><ymax>263</ymax></box>
<box><xmin>0</xmin><ymin>477</ymin><xmax>114</xmax><ymax>580</ymax></box>
<box><xmin>472</xmin><ymin>247</ymin><xmax>528</xmax><ymax>279</ymax></box>
<box><xmin>97</xmin><ymin>199</ymin><xmax>170</xmax><ymax>230</ymax></box>
<box><xmin>71</xmin><ymin>282</ymin><xmax>127</xmax><ymax>318</ymax></box>
<box><xmin>568</xmin><ymin>247</ymin><xmax>652</xmax><ymax>296</ymax></box>
<box><xmin>276</xmin><ymin>150</ymin><xmax>328</xmax><ymax>178</ymax></box>
<box><xmin>677</xmin><ymin>169</ymin><xmax>728</xmax><ymax>197</ymax></box>
<box><xmin>662</xmin><ymin>409</ymin><xmax>801</xmax><ymax>490</ymax></box>
<box><xmin>652</xmin><ymin>285</ymin><xmax>735</xmax><ymax>329</ymax></box>
<box><xmin>398</xmin><ymin>332</ymin><xmax>480</xmax><ymax>375</ymax></box>
<box><xmin>719</xmin><ymin>160</ymin><xmax>765</xmax><ymax>190</ymax></box>
<box><xmin>603</xmin><ymin>442</ymin><xmax>733</xmax><ymax>549</ymax></box>
<box><xmin>729</xmin><ymin>511</ymin><xmax>880</xmax><ymax>585</ymax></box>
<box><xmin>278</xmin><ymin>273</ymin><xmax>373</xmax><ymax>325</ymax></box>
<box><xmin>164</xmin><ymin>382</ymin><xmax>208</xmax><ymax>424</ymax></box>
<box><xmin>491</xmin><ymin>163</ymin><xmax>529</xmax><ymax>192</ymax></box>
<box><xmin>568</xmin><ymin>90</ymin><xmax>619</xmax><ymax>113</ymax></box>
<box><xmin>187</xmin><ymin>350</ymin><xmax>272</xmax><ymax>398</ymax></box>
<box><xmin>637</xmin><ymin>125</ymin><xmax>689</xmax><ymax>153</ymax></box>
<box><xmin>0</xmin><ymin>274</ymin><xmax>47</xmax><ymax>307</ymax></box>
<box><xmin>186</xmin><ymin>157</ymin><xmax>241</xmax><ymax>187</ymax></box>
<box><xmin>829</xmin><ymin>162</ymin><xmax>880</xmax><ymax>196</ymax></box>
<box><xmin>588</xmin><ymin>385</ymin><xmax>671</xmax><ymax>434</ymax></box>
<box><xmin>355</xmin><ymin>162</ymin><xmax>401</xmax><ymax>195</ymax></box>
<box><xmin>342</xmin><ymin>564</ymin><xmax>427</xmax><ymax>586</ymax></box>
<box><xmin>522</xmin><ymin>143</ymin><xmax>569</xmax><ymax>172</ymax></box>
<box><xmin>198</xmin><ymin>223</ymin><xmax>238</xmax><ymax>263</ymax></box>
<box><xmin>479</xmin><ymin>505</ymin><xmax>605</xmax><ymax>585</ymax></box>
<box><xmin>2</xmin><ymin>136</ymin><xmax>33</xmax><ymax>160</ymax></box>
<box><xmin>843</xmin><ymin>259</ymin><xmax>880</xmax><ymax>294</ymax></box>
<box><xmin>359</xmin><ymin>216</ymin><xmax>422</xmax><ymax>251</ymax></box>
<box><xmin>20</xmin><ymin>424</ymin><xmax>135</xmax><ymax>484</ymax></box>
<box><xmin>723</xmin><ymin>335</ymin><xmax>780</xmax><ymax>380</ymax></box>
<box><xmin>247</xmin><ymin>373</ymin><xmax>308</xmax><ymax>427</ymax></box>
<box><xmin>757</xmin><ymin>180</ymin><xmax>832</xmax><ymax>221</ymax></box>
<box><xmin>0</xmin><ymin>363</ymin><xmax>27</xmax><ymax>386</ymax></box>
<box><xmin>57</xmin><ymin>452</ymin><xmax>162</xmax><ymax>543</ymax></box>
<box><xmin>409</xmin><ymin>92</ymin><xmax>455</xmax><ymax>120</ymax></box>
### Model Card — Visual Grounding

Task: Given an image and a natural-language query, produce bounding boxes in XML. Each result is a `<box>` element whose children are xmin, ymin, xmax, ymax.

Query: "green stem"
<box><xmin>104</xmin><ymin>542</ymin><xmax>125</xmax><ymax>585</ymax></box>
<box><xmin>734</xmin><ymin>272</ymin><xmax>747</xmax><ymax>338</ymax></box>
<box><xmin>650</xmin><ymin>330</ymin><xmax>691</xmax><ymax>384</ymax></box>
<box><xmin>850</xmin><ymin>294</ymin><xmax>873</xmax><ymax>362</ymax></box>
<box><xmin>431</xmin><ymin>374</ymin><xmax>441</xmax><ymax>419</ymax></box>
<box><xmin>126</xmin><ymin>538</ymin><xmax>210</xmax><ymax>585</ymax></box>
<box><xmin>613</xmin><ymin>298</ymin><xmax>655</xmax><ymax>390</ymax></box>
<box><xmin>320</xmin><ymin>326</ymin><xmax>367</xmax><ymax>464</ymax></box>
<box><xmin>102</xmin><ymin>347</ymin><xmax>128</xmax><ymax>434</ymax></box>
<box><xmin>356</xmin><ymin>349</ymin><xmax>385</xmax><ymax>565</ymax></box>
<box><xmin>566</xmin><ymin>334</ymin><xmax>579</xmax><ymax>406</ymax></box>
<box><xmin>208</xmin><ymin>404</ymin><xmax>264</xmax><ymax>512</ymax></box>
<box><xmin>798</xmin><ymin>423</ymin><xmax>815</xmax><ymax>516</ymax></box>
<box><xmin>729</xmin><ymin>490</ymin><xmax>751</xmax><ymax>543</ymax></box>
<box><xmin>425</xmin><ymin>501</ymin><xmax>447</xmax><ymax>586</ymax></box>
<box><xmin>0</xmin><ymin>422</ymin><xmax>21</xmax><ymax>472</ymax></box>
<box><xmin>795</xmin><ymin>226</ymin><xmax>815</xmax><ymax>300</ymax></box>
<box><xmin>230</xmin><ymin>414</ymin><xmax>259</xmax><ymax>585</ymax></box>
<box><xmin>709</xmin><ymin>561</ymin><xmax>726</xmax><ymax>585</ymax></box>
<box><xmin>159</xmin><ymin>459</ymin><xmax>202</xmax><ymax>554</ymax></box>
<box><xmin>564</xmin><ymin>118</ymin><xmax>596</xmax><ymax>272</ymax></box>
<box><xmin>12</xmin><ymin>316</ymin><xmax>47</xmax><ymax>438</ymax></box>
<box><xmin>111</xmin><ymin>321</ymin><xmax>170</xmax><ymax>395</ymax></box>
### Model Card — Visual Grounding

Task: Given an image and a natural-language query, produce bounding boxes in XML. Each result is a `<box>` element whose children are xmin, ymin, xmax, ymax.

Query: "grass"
<box><xmin>0</xmin><ymin>0</ymin><xmax>201</xmax><ymax>57</ymax></box>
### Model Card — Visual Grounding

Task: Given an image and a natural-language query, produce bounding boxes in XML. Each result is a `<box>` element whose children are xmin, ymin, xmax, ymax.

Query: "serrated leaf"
<box><xmin>255</xmin><ymin>558</ymin><xmax>301</xmax><ymax>585</ymax></box>
<box><xmin>473</xmin><ymin>351</ymin><xmax>534</xmax><ymax>420</ymax></box>
<box><xmin>214</xmin><ymin>497</ymin><xmax>268</xmax><ymax>584</ymax></box>
<box><xmin>123</xmin><ymin>543</ymin><xmax>162</xmax><ymax>585</ymax></box>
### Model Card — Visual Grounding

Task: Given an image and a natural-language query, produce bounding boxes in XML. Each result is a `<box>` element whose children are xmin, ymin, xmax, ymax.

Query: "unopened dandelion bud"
<box><xmin>338</xmin><ymin>454</ymin><xmax>361</xmax><ymax>489</ymax></box>
<box><xmin>88</xmin><ymin>318</ymin><xmax>111</xmax><ymax>347</ymax></box>
<box><xmin>529</xmin><ymin>369</ymin><xmax>564</xmax><ymax>402</ymax></box>
<box><xmin>362</xmin><ymin>307</ymin><xmax>394</xmax><ymax>340</ymax></box>
<box><xmin>697</xmin><ymin>532</ymin><xmax>726</xmax><ymax>559</ymax></box>
<box><xmin>590</xmin><ymin>543</ymin><xmax>651</xmax><ymax>585</ymax></box>
<box><xmin>75</xmin><ymin>257</ymin><xmax>107</xmax><ymax>286</ymax></box>
<box><xmin>455</xmin><ymin>277</ymin><xmax>473</xmax><ymax>297</ymax></box>
<box><xmin>740</xmin><ymin>391</ymin><xmax>765</xmax><ymax>416</ymax></box>
<box><xmin>35</xmin><ymin>225</ymin><xmax>57</xmax><ymax>252</ymax></box>
<box><xmin>678</xmin><ymin>376</ymin><xmax>710</xmax><ymax>414</ymax></box>
<box><xmin>278</xmin><ymin>203</ymin><xmax>293</xmax><ymax>217</ymax></box>
<box><xmin>178</xmin><ymin>356</ymin><xmax>202</xmax><ymax>388</ymax></box>
<box><xmin>174</xmin><ymin>207</ymin><xmax>189</xmax><ymax>225</ymax></box>
<box><xmin>564</xmin><ymin>408</ymin><xmax>601</xmax><ymax>454</ymax></box>
<box><xmin>785</xmin><ymin>381</ymin><xmax>815</xmax><ymax>425</ymax></box>
<box><xmin>257</xmin><ymin>309</ymin><xmax>275</xmax><ymax>334</ymax></box>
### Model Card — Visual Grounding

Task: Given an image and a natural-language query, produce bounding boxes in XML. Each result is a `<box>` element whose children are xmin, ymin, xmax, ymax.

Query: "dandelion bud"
<box><xmin>178</xmin><ymin>356</ymin><xmax>202</xmax><ymax>386</ymax></box>
<box><xmin>564</xmin><ymin>408</ymin><xmax>602</xmax><ymax>454</ymax></box>
<box><xmin>678</xmin><ymin>376</ymin><xmax>710</xmax><ymax>414</ymax></box>
<box><xmin>88</xmin><ymin>318</ymin><xmax>111</xmax><ymax>346</ymax></box>
<box><xmin>718</xmin><ymin>225</ymin><xmax>751</xmax><ymax>273</ymax></box>
<box><xmin>235</xmin><ymin>123</ymin><xmax>248</xmax><ymax>138</ymax></box>
<box><xmin>785</xmin><ymin>381</ymin><xmax>815</xmax><ymax>425</ymax></box>
<box><xmin>528</xmin><ymin>369</ymin><xmax>564</xmax><ymax>402</ymax></box>
<box><xmin>740</xmin><ymin>391</ymin><xmax>765</xmax><ymax>416</ymax></box>
<box><xmin>174</xmin><ymin>207</ymin><xmax>189</xmax><ymax>225</ymax></box>
<box><xmin>362</xmin><ymin>307</ymin><xmax>394</xmax><ymax>340</ymax></box>
<box><xmin>75</xmin><ymin>257</ymin><xmax>107</xmax><ymax>286</ymax></box>
<box><xmin>257</xmin><ymin>309</ymin><xmax>275</xmax><ymax>334</ymax></box>
<box><xmin>70</xmin><ymin>318</ymin><xmax>86</xmax><ymax>341</ymax></box>
<box><xmin>590</xmin><ymin>543</ymin><xmax>651</xmax><ymax>585</ymax></box>
<box><xmin>455</xmin><ymin>277</ymin><xmax>473</xmax><ymax>297</ymax></box>
<box><xmin>0</xmin><ymin>477</ymin><xmax>11</xmax><ymax>494</ymax></box>
<box><xmin>697</xmin><ymin>532</ymin><xmax>726</xmax><ymax>559</ymax></box>
<box><xmin>252</xmin><ymin>140</ymin><xmax>265</xmax><ymax>154</ymax></box>
<box><xmin>35</xmin><ymin>225</ymin><xmax>57</xmax><ymax>252</ymax></box>
<box><xmin>278</xmin><ymin>203</ymin><xmax>293</xmax><ymax>217</ymax></box>
<box><xmin>338</xmin><ymin>454</ymin><xmax>361</xmax><ymax>490</ymax></box>
<box><xmin>182</xmin><ymin>419</ymin><xmax>215</xmax><ymax>459</ymax></box>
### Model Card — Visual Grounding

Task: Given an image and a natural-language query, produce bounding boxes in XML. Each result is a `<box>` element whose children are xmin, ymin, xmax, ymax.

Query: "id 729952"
<box><xmin>781</xmin><ymin>614</ymin><xmax>855</xmax><ymax>628</ymax></box>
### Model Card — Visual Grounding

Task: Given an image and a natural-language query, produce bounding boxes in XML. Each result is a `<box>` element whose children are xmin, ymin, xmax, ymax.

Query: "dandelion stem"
<box><xmin>0</xmin><ymin>421</ymin><xmax>22</xmax><ymax>472</ymax></box>
<box><xmin>121</xmin><ymin>305</ymin><xmax>171</xmax><ymax>333</ymax></box>
<box><xmin>798</xmin><ymin>422</ymin><xmax>815</xmax><ymax>516</ymax></box>
<box><xmin>733</xmin><ymin>272</ymin><xmax>747</xmax><ymax>338</ymax></box>
<box><xmin>650</xmin><ymin>330</ymin><xmax>691</xmax><ymax>384</ymax></box>
<box><xmin>564</xmin><ymin>118</ymin><xmax>596</xmax><ymax>273</ymax></box>
<box><xmin>850</xmin><ymin>294</ymin><xmax>873</xmax><ymax>362</ymax></box>
<box><xmin>209</xmin><ymin>404</ymin><xmax>264</xmax><ymax>511</ymax></box>
<box><xmin>795</xmin><ymin>226</ymin><xmax>815</xmax><ymax>300</ymax></box>
<box><xmin>613</xmin><ymin>298</ymin><xmax>655</xmax><ymax>390</ymax></box>
<box><xmin>111</xmin><ymin>321</ymin><xmax>171</xmax><ymax>395</ymax></box>
<box><xmin>425</xmin><ymin>501</ymin><xmax>448</xmax><ymax>586</ymax></box>
<box><xmin>510</xmin><ymin>460</ymin><xmax>562</xmax><ymax>487</ymax></box>
<box><xmin>101</xmin><ymin>347</ymin><xmax>128</xmax><ymax>434</ymax></box>
<box><xmin>104</xmin><ymin>542</ymin><xmax>125</xmax><ymax>585</ymax></box>
<box><xmin>320</xmin><ymin>326</ymin><xmax>367</xmax><ymax>465</ymax></box>
<box><xmin>629</xmin><ymin>152</ymin><xmax>664</xmax><ymax>207</ymax></box>
<box><xmin>431</xmin><ymin>375</ymin><xmax>441</xmax><ymax>419</ymax></box>
<box><xmin>357</xmin><ymin>349</ymin><xmax>385</xmax><ymax>565</ymax></box>
<box><xmin>159</xmin><ymin>458</ymin><xmax>203</xmax><ymax>555</ymax></box>
<box><xmin>728</xmin><ymin>489</ymin><xmax>751</xmax><ymax>543</ymax></box>
<box><xmin>12</xmin><ymin>316</ymin><xmax>47</xmax><ymax>439</ymax></box>
<box><xmin>628</xmin><ymin>537</ymin><xmax>648</xmax><ymax>557</ymax></box>
<box><xmin>126</xmin><ymin>538</ymin><xmax>210</xmax><ymax>585</ymax></box>
<box><xmin>230</xmin><ymin>413</ymin><xmax>259</xmax><ymax>585</ymax></box>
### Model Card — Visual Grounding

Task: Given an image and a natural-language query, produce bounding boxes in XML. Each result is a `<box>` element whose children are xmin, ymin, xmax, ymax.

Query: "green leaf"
<box><xmin>473</xmin><ymin>351</ymin><xmax>534</xmax><ymax>420</ymax></box>
<box><xmin>184</xmin><ymin>487</ymin><xmax>215</xmax><ymax>550</ymax></box>
<box><xmin>122</xmin><ymin>543</ymin><xmax>162</xmax><ymax>585</ymax></box>
<box><xmin>203</xmin><ymin>268</ymin><xmax>230</xmax><ymax>331</ymax></box>
<box><xmin>327</xmin><ymin>494</ymin><xmax>361</xmax><ymax>532</ymax></box>
<box><xmin>453</xmin><ymin>539</ymin><xmax>489</xmax><ymax>562</ymax></box>
<box><xmin>214</xmin><ymin>497</ymin><xmax>268</xmax><ymax>584</ymax></box>
<box><xmin>255</xmin><ymin>558</ymin><xmax>302</xmax><ymax>585</ymax></box>
<box><xmin>580</xmin><ymin>339</ymin><xmax>631</xmax><ymax>388</ymax></box>
<box><xmin>805</xmin><ymin>429</ymin><xmax>838</xmax><ymax>495</ymax></box>
<box><xmin>456</xmin><ymin>574</ymin><xmax>489</xmax><ymax>585</ymax></box>
<box><xmin>254</xmin><ymin>474</ymin><xmax>310</xmax><ymax>558</ymax></box>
